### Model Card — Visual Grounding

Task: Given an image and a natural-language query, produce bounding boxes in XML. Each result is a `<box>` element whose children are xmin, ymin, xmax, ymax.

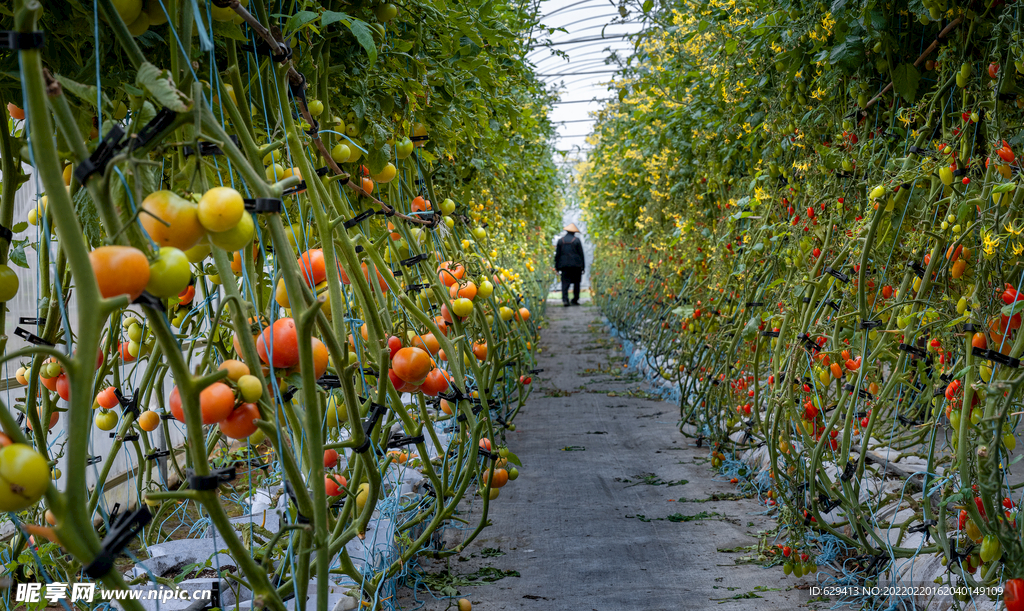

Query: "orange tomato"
<box><xmin>449</xmin><ymin>281</ymin><xmax>477</xmax><ymax>300</ymax></box>
<box><xmin>472</xmin><ymin>341</ymin><xmax>488</xmax><ymax>361</ymax></box>
<box><xmin>299</xmin><ymin>249</ymin><xmax>327</xmax><ymax>287</ymax></box>
<box><xmin>412</xmin><ymin>332</ymin><xmax>441</xmax><ymax>355</ymax></box>
<box><xmin>972</xmin><ymin>332</ymin><xmax>988</xmax><ymax>350</ymax></box>
<box><xmin>392</xmin><ymin>347</ymin><xmax>432</xmax><ymax>384</ymax></box>
<box><xmin>484</xmin><ymin>468</ymin><xmax>509</xmax><ymax>488</ymax></box>
<box><xmin>90</xmin><ymin>246</ymin><xmax>151</xmax><ymax>300</ymax></box>
<box><xmin>411</xmin><ymin>196</ymin><xmax>431</xmax><ymax>212</ymax></box>
<box><xmin>218</xmin><ymin>359</ymin><xmax>250</xmax><ymax>381</ymax></box>
<box><xmin>7</xmin><ymin>103</ymin><xmax>25</xmax><ymax>120</ymax></box>
<box><xmin>311</xmin><ymin>337</ymin><xmax>329</xmax><ymax>379</ymax></box>
<box><xmin>339</xmin><ymin>262</ymin><xmax>388</xmax><ymax>292</ymax></box>
<box><xmin>420</xmin><ymin>368</ymin><xmax>452</xmax><ymax>396</ymax></box>
<box><xmin>96</xmin><ymin>386</ymin><xmax>119</xmax><ymax>409</ymax></box>
<box><xmin>437</xmin><ymin>261</ymin><xmax>465</xmax><ymax>286</ymax></box>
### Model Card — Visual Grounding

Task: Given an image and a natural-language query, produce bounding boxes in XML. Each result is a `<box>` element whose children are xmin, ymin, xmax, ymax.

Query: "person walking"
<box><xmin>554</xmin><ymin>223</ymin><xmax>585</xmax><ymax>307</ymax></box>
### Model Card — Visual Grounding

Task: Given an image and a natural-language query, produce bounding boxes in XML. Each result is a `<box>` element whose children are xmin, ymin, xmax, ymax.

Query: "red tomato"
<box><xmin>324</xmin><ymin>449</ymin><xmax>339</xmax><ymax>468</ymax></box>
<box><xmin>388</xmin><ymin>368</ymin><xmax>421</xmax><ymax>393</ymax></box>
<box><xmin>218</xmin><ymin>402</ymin><xmax>260</xmax><ymax>439</ymax></box>
<box><xmin>420</xmin><ymin>369</ymin><xmax>451</xmax><ymax>397</ymax></box>
<box><xmin>96</xmin><ymin>387</ymin><xmax>119</xmax><ymax>409</ymax></box>
<box><xmin>298</xmin><ymin>249</ymin><xmax>326</xmax><ymax>287</ymax></box>
<box><xmin>256</xmin><ymin>318</ymin><xmax>300</xmax><ymax>368</ymax></box>
<box><xmin>387</xmin><ymin>336</ymin><xmax>402</xmax><ymax>360</ymax></box>
<box><xmin>325</xmin><ymin>474</ymin><xmax>347</xmax><ymax>497</ymax></box>
<box><xmin>55</xmin><ymin>374</ymin><xmax>70</xmax><ymax>402</ymax></box>
<box><xmin>1006</xmin><ymin>578</ymin><xmax>1024</xmax><ymax>611</ymax></box>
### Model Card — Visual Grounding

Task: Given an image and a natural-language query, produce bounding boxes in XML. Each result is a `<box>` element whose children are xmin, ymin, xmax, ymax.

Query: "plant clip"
<box><xmin>18</xmin><ymin>317</ymin><xmax>45</xmax><ymax>326</ymax></box>
<box><xmin>801</xmin><ymin>297</ymin><xmax>811</xmax><ymax>303</ymax></box>
<box><xmin>186</xmin><ymin>466</ymin><xmax>237</xmax><ymax>491</ymax></box>
<box><xmin>797</xmin><ymin>333</ymin><xmax>821</xmax><ymax>353</ymax></box>
<box><xmin>317</xmin><ymin>374</ymin><xmax>341</xmax><ymax>389</ymax></box>
<box><xmin>132</xmin><ymin>291</ymin><xmax>164</xmax><ymax>311</ymax></box>
<box><xmin>952</xmin><ymin>167</ymin><xmax>967</xmax><ymax>177</ymax></box>
<box><xmin>182</xmin><ymin>135</ymin><xmax>240</xmax><ymax>158</ymax></box>
<box><xmin>282</xmin><ymin>182</ymin><xmax>307</xmax><ymax>196</ymax></box>
<box><xmin>861</xmin><ymin>552</ymin><xmax>889</xmax><ymax>576</ymax></box>
<box><xmin>962</xmin><ymin>322</ymin><xmax>978</xmax><ymax>333</ymax></box>
<box><xmin>970</xmin><ymin>345</ymin><xmax>988</xmax><ymax>360</ymax></box>
<box><xmin>834</xmin><ymin>170</ymin><xmax>854</xmax><ymax>178</ymax></box>
<box><xmin>361</xmin><ymin>367</ymin><xmax>379</xmax><ymax>377</ymax></box>
<box><xmin>74</xmin><ymin>125</ymin><xmax>126</xmax><ymax>184</ymax></box>
<box><xmin>130</xmin><ymin>108</ymin><xmax>178</xmax><ymax>151</ymax></box>
<box><xmin>478</xmin><ymin>447</ymin><xmax>498</xmax><ymax>461</ymax></box>
<box><xmin>114</xmin><ymin>388</ymin><xmax>141</xmax><ymax>417</ymax></box>
<box><xmin>897</xmin><ymin>414</ymin><xmax>924</xmax><ymax>426</ymax></box>
<box><xmin>933</xmin><ymin>385</ymin><xmax>948</xmax><ymax>397</ymax></box>
<box><xmin>898</xmin><ymin>343</ymin><xmax>930</xmax><ymax>361</ymax></box>
<box><xmin>159</xmin><ymin>412</ymin><xmax>177</xmax><ymax>420</ymax></box>
<box><xmin>86</xmin><ymin>455</ymin><xmax>103</xmax><ymax>466</ymax></box>
<box><xmin>115</xmin><ymin>433</ymin><xmax>140</xmax><ymax>442</ymax></box>
<box><xmin>405</xmin><ymin>283</ymin><xmax>431</xmax><ymax>294</ymax></box>
<box><xmin>840</xmin><ymin>459</ymin><xmax>858</xmax><ymax>482</ymax></box>
<box><xmin>392</xmin><ymin>269</ymin><xmax>403</xmax><ymax>277</ymax></box>
<box><xmin>947</xmin><ymin>543</ymin><xmax>975</xmax><ymax>565</ymax></box>
<box><xmin>244</xmin><ymin>198</ymin><xmax>284</xmax><ymax>214</ymax></box>
<box><xmin>985</xmin><ymin>349</ymin><xmax>1021</xmax><ymax>368</ymax></box>
<box><xmin>353</xmin><ymin>403</ymin><xmax>389</xmax><ymax>454</ymax></box>
<box><xmin>400</xmin><ymin>253</ymin><xmax>431</xmax><ymax>267</ymax></box>
<box><xmin>859</xmin><ymin>319</ymin><xmax>883</xmax><ymax>329</ymax></box>
<box><xmin>13</xmin><ymin>326</ymin><xmax>53</xmax><ymax>346</ymax></box>
<box><xmin>283</xmin><ymin>480</ymin><xmax>311</xmax><ymax>524</ymax></box>
<box><xmin>842</xmin><ymin>384</ymin><xmax>874</xmax><ymax>400</ymax></box>
<box><xmin>0</xmin><ymin>224</ymin><xmax>14</xmax><ymax>243</ymax></box>
<box><xmin>817</xmin><ymin>493</ymin><xmax>842</xmax><ymax>513</ymax></box>
<box><xmin>343</xmin><ymin>209</ymin><xmax>375</xmax><ymax>229</ymax></box>
<box><xmin>825</xmin><ymin>300</ymin><xmax>841</xmax><ymax>312</ymax></box>
<box><xmin>288</xmin><ymin>71</ymin><xmax>308</xmax><ymax>103</ymax></box>
<box><xmin>824</xmin><ymin>267</ymin><xmax>850</xmax><ymax>283</ymax></box>
<box><xmin>760</xmin><ymin>330</ymin><xmax>780</xmax><ymax>338</ymax></box>
<box><xmin>528</xmin><ymin>368</ymin><xmax>544</xmax><ymax>374</ymax></box>
<box><xmin>0</xmin><ymin>31</ymin><xmax>45</xmax><ymax>50</ymax></box>
<box><xmin>745</xmin><ymin>301</ymin><xmax>764</xmax><ymax>308</ymax></box>
<box><xmin>146</xmin><ymin>449</ymin><xmax>171</xmax><ymax>461</ymax></box>
<box><xmin>439</xmin><ymin>387</ymin><xmax>471</xmax><ymax>402</ymax></box>
<box><xmin>907</xmin><ymin>260</ymin><xmax>927</xmax><ymax>277</ymax></box>
<box><xmin>387</xmin><ymin>434</ymin><xmax>425</xmax><ymax>449</ymax></box>
<box><xmin>280</xmin><ymin>387</ymin><xmax>298</xmax><ymax>403</ymax></box>
<box><xmin>240</xmin><ymin>37</ymin><xmax>292</xmax><ymax>63</ymax></box>
<box><xmin>83</xmin><ymin>507</ymin><xmax>151</xmax><ymax>578</ymax></box>
<box><xmin>907</xmin><ymin>146</ymin><xmax>935</xmax><ymax>159</ymax></box>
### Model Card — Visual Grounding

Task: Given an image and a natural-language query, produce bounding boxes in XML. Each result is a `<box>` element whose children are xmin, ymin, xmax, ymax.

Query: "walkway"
<box><xmin>400</xmin><ymin>300</ymin><xmax>814</xmax><ymax>610</ymax></box>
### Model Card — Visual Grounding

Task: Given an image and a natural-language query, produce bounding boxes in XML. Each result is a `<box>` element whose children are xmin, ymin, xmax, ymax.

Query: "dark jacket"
<box><xmin>554</xmin><ymin>232</ymin><xmax>585</xmax><ymax>271</ymax></box>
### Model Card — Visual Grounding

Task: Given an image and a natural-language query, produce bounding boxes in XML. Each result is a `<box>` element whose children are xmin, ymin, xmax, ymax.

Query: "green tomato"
<box><xmin>0</xmin><ymin>444</ymin><xmax>51</xmax><ymax>511</ymax></box>
<box><xmin>477</xmin><ymin>280</ymin><xmax>494</xmax><ymax>299</ymax></box>
<box><xmin>440</xmin><ymin>198</ymin><xmax>456</xmax><ymax>215</ymax></box>
<box><xmin>472</xmin><ymin>227</ymin><xmax>487</xmax><ymax>240</ymax></box>
<box><xmin>307</xmin><ymin>100</ymin><xmax>324</xmax><ymax>117</ymax></box>
<box><xmin>95</xmin><ymin>409</ymin><xmax>119</xmax><ymax>431</ymax></box>
<box><xmin>146</xmin><ymin>247</ymin><xmax>192</xmax><ymax>298</ymax></box>
<box><xmin>0</xmin><ymin>263</ymin><xmax>19</xmax><ymax>302</ymax></box>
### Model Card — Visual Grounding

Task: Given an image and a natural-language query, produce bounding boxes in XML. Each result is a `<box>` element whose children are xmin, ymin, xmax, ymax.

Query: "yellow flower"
<box><xmin>1014</xmin><ymin>242</ymin><xmax>1024</xmax><ymax>257</ymax></box>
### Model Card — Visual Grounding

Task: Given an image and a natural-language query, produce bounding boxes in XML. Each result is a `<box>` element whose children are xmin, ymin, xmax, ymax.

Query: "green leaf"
<box><xmin>504</xmin><ymin>450</ymin><xmax>522</xmax><ymax>467</ymax></box>
<box><xmin>642</xmin><ymin>0</ymin><xmax>654</xmax><ymax>12</ymax></box>
<box><xmin>348</xmin><ymin>20</ymin><xmax>378</xmax><ymax>65</ymax></box>
<box><xmin>136</xmin><ymin>62</ymin><xmax>189</xmax><ymax>112</ymax></box>
<box><xmin>891</xmin><ymin>64</ymin><xmax>921</xmax><ymax>102</ymax></box>
<box><xmin>992</xmin><ymin>182</ymin><xmax>1017</xmax><ymax>193</ymax></box>
<box><xmin>698</xmin><ymin>19</ymin><xmax>710</xmax><ymax>32</ymax></box>
<box><xmin>285</xmin><ymin>10</ymin><xmax>320</xmax><ymax>34</ymax></box>
<box><xmin>829</xmin><ymin>36</ymin><xmax>864</xmax><ymax>71</ymax></box>
<box><xmin>321</xmin><ymin>10</ymin><xmax>350</xmax><ymax>27</ymax></box>
<box><xmin>367</xmin><ymin>146</ymin><xmax>388</xmax><ymax>175</ymax></box>
<box><xmin>724</xmin><ymin>40</ymin><xmax>738</xmax><ymax>55</ymax></box>
<box><xmin>1001</xmin><ymin>300</ymin><xmax>1024</xmax><ymax>317</ymax></box>
<box><xmin>54</xmin><ymin>73</ymin><xmax>109</xmax><ymax>108</ymax></box>
<box><xmin>12</xmin><ymin>222</ymin><xmax>27</xmax><ymax>234</ymax></box>
<box><xmin>212</xmin><ymin>21</ymin><xmax>247</xmax><ymax>42</ymax></box>
<box><xmin>8</xmin><ymin>239</ymin><xmax>28</xmax><ymax>268</ymax></box>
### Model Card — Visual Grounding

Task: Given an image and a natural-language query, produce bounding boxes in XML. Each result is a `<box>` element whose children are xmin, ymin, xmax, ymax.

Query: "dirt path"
<box><xmin>398</xmin><ymin>300</ymin><xmax>815</xmax><ymax>611</ymax></box>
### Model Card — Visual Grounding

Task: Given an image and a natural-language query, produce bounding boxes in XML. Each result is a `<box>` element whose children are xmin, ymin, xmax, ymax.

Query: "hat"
<box><xmin>564</xmin><ymin>223</ymin><xmax>580</xmax><ymax>233</ymax></box>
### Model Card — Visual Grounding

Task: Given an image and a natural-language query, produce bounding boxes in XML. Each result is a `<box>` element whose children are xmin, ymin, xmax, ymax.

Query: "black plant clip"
<box><xmin>283</xmin><ymin>480</ymin><xmax>311</xmax><ymax>524</ymax></box>
<box><xmin>405</xmin><ymin>283</ymin><xmax>431</xmax><ymax>294</ymax></box>
<box><xmin>0</xmin><ymin>31</ymin><xmax>45</xmax><ymax>50</ymax></box>
<box><xmin>897</xmin><ymin>414</ymin><xmax>924</xmax><ymax>426</ymax></box>
<box><xmin>947</xmin><ymin>543</ymin><xmax>976</xmax><ymax>566</ymax></box>
<box><xmin>824</xmin><ymin>267</ymin><xmax>850</xmax><ymax>283</ymax></box>
<box><xmin>146</xmin><ymin>449</ymin><xmax>171</xmax><ymax>461</ymax></box>
<box><xmin>962</xmin><ymin>322</ymin><xmax>978</xmax><ymax>333</ymax></box>
<box><xmin>817</xmin><ymin>493</ymin><xmax>842</xmax><ymax>513</ymax></box>
<box><xmin>825</xmin><ymin>300</ymin><xmax>840</xmax><ymax>312</ymax></box>
<box><xmin>240</xmin><ymin>37</ymin><xmax>292</xmax><ymax>63</ymax></box>
<box><xmin>84</xmin><ymin>507</ymin><xmax>152</xmax><ymax>578</ymax></box>
<box><xmin>244</xmin><ymin>198</ymin><xmax>283</xmax><ymax>213</ymax></box>
<box><xmin>113</xmin><ymin>433</ymin><xmax>139</xmax><ymax>442</ymax></box>
<box><xmin>842</xmin><ymin>384</ymin><xmax>874</xmax><ymax>401</ymax></box>
<box><xmin>186</xmin><ymin>466</ymin><xmax>237</xmax><ymax>491</ymax></box>
<box><xmin>86</xmin><ymin>455</ymin><xmax>103</xmax><ymax>466</ymax></box>
<box><xmin>971</xmin><ymin>346</ymin><xmax>988</xmax><ymax>359</ymax></box>
<box><xmin>933</xmin><ymin>385</ymin><xmax>948</xmax><ymax>397</ymax></box>
<box><xmin>400</xmin><ymin>253</ymin><xmax>431</xmax><ymax>266</ymax></box>
<box><xmin>761</xmin><ymin>330</ymin><xmax>780</xmax><ymax>338</ymax></box>
<box><xmin>132</xmin><ymin>291</ymin><xmax>164</xmax><ymax>311</ymax></box>
<box><xmin>985</xmin><ymin>349</ymin><xmax>1021</xmax><ymax>368</ymax></box>
<box><xmin>907</xmin><ymin>519</ymin><xmax>937</xmax><ymax>541</ymax></box>
<box><xmin>182</xmin><ymin>136</ymin><xmax>240</xmax><ymax>158</ymax></box>
<box><xmin>859</xmin><ymin>319</ymin><xmax>883</xmax><ymax>329</ymax></box>
<box><xmin>387</xmin><ymin>434</ymin><xmax>425</xmax><ymax>448</ymax></box>
<box><xmin>745</xmin><ymin>302</ymin><xmax>764</xmax><ymax>308</ymax></box>
<box><xmin>840</xmin><ymin>459</ymin><xmax>858</xmax><ymax>482</ymax></box>
<box><xmin>907</xmin><ymin>261</ymin><xmax>927</xmax><ymax>277</ymax></box>
<box><xmin>75</xmin><ymin>125</ymin><xmax>125</xmax><ymax>184</ymax></box>
<box><xmin>343</xmin><ymin>209</ymin><xmax>375</xmax><ymax>229</ymax></box>
<box><xmin>908</xmin><ymin>145</ymin><xmax>935</xmax><ymax>159</ymax></box>
<box><xmin>797</xmin><ymin>333</ymin><xmax>821</xmax><ymax>353</ymax></box>
<box><xmin>317</xmin><ymin>374</ymin><xmax>341</xmax><ymax>389</ymax></box>
<box><xmin>18</xmin><ymin>317</ymin><xmax>45</xmax><ymax>326</ymax></box>
<box><xmin>478</xmin><ymin>447</ymin><xmax>498</xmax><ymax>461</ymax></box>
<box><xmin>114</xmin><ymin>387</ymin><xmax>140</xmax><ymax>417</ymax></box>
<box><xmin>353</xmin><ymin>403</ymin><xmax>389</xmax><ymax>454</ymax></box>
<box><xmin>131</xmin><ymin>108</ymin><xmax>179</xmax><ymax>151</ymax></box>
<box><xmin>14</xmin><ymin>327</ymin><xmax>53</xmax><ymax>346</ymax></box>
<box><xmin>898</xmin><ymin>343</ymin><xmax>930</xmax><ymax>361</ymax></box>
<box><xmin>159</xmin><ymin>413</ymin><xmax>177</xmax><ymax>421</ymax></box>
